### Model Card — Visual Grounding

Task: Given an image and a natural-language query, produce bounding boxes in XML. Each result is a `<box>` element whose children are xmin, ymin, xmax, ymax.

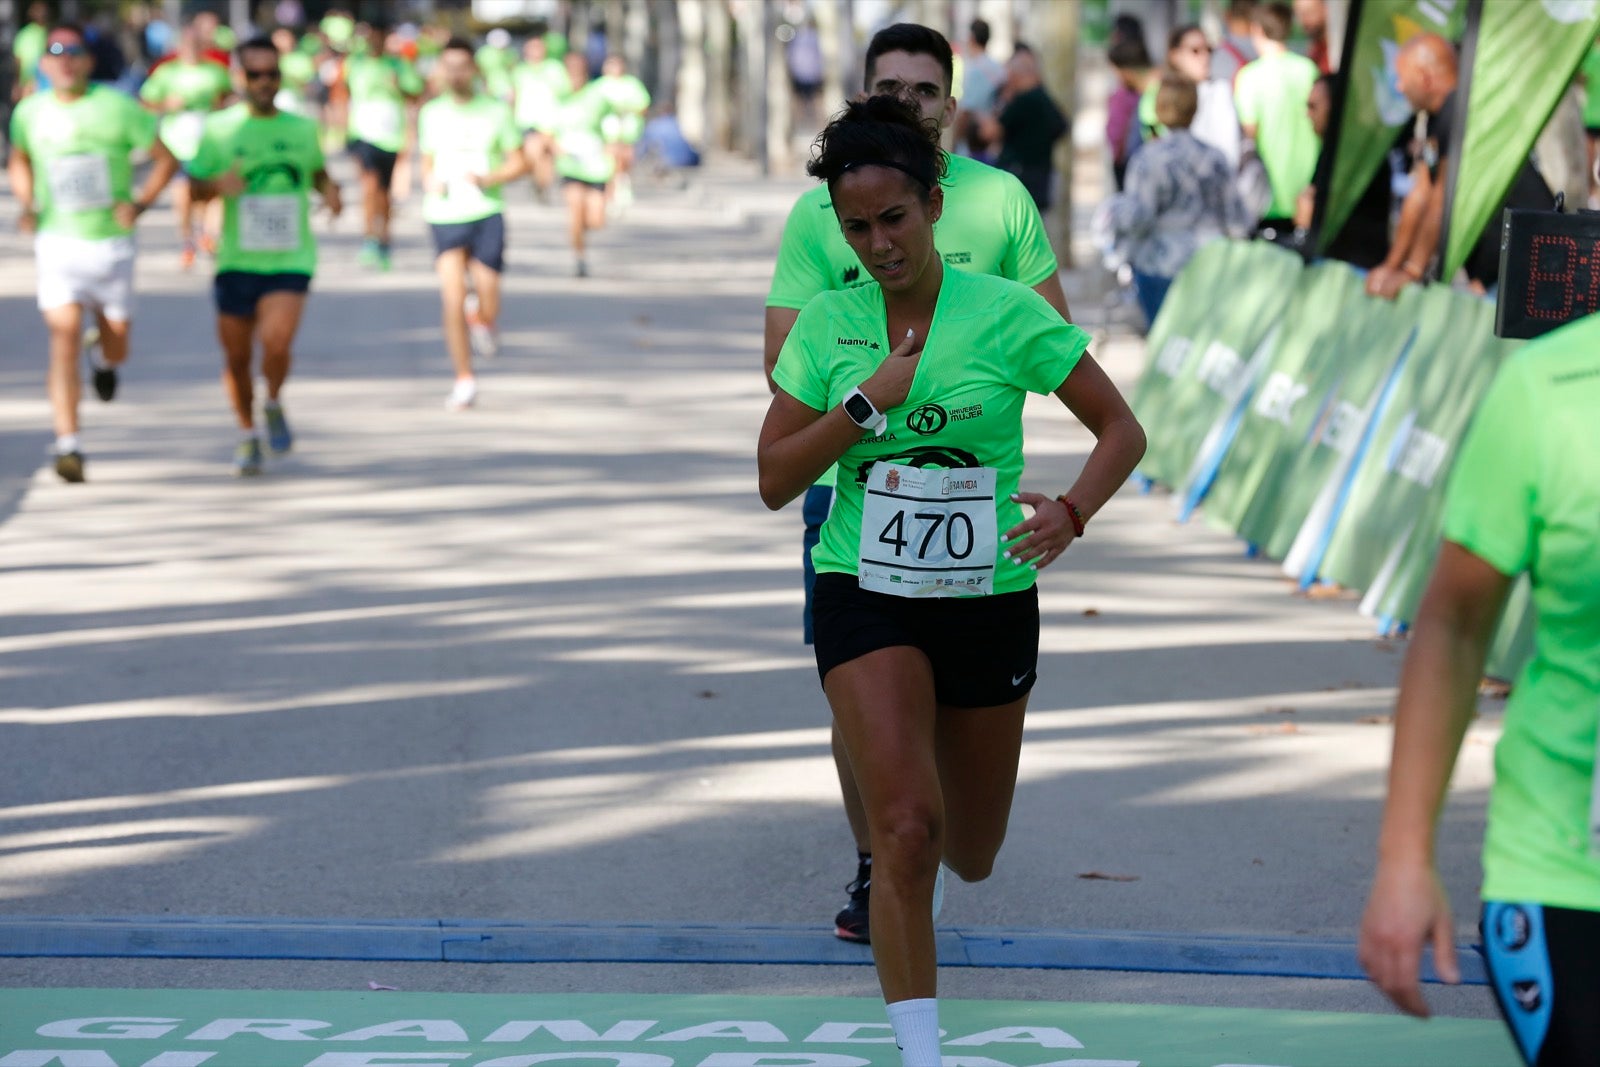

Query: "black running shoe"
<box><xmin>54</xmin><ymin>450</ymin><xmax>86</xmax><ymax>483</ymax></box>
<box><xmin>833</xmin><ymin>857</ymin><xmax>871</xmax><ymax>943</ymax></box>
<box><xmin>92</xmin><ymin>364</ymin><xmax>117</xmax><ymax>402</ymax></box>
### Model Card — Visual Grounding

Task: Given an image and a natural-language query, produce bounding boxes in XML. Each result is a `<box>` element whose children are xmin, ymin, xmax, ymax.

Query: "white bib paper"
<box><xmin>46</xmin><ymin>153</ymin><xmax>113</xmax><ymax>212</ymax></box>
<box><xmin>436</xmin><ymin>149</ymin><xmax>491</xmax><ymax>204</ymax></box>
<box><xmin>858</xmin><ymin>464</ymin><xmax>997</xmax><ymax>598</ymax></box>
<box><xmin>354</xmin><ymin>99</ymin><xmax>402</xmax><ymax>143</ymax></box>
<box><xmin>239</xmin><ymin>194</ymin><xmax>300</xmax><ymax>252</ymax></box>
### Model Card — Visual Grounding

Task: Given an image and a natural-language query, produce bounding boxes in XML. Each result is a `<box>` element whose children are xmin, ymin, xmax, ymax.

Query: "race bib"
<box><xmin>239</xmin><ymin>194</ymin><xmax>300</xmax><ymax>252</ymax></box>
<box><xmin>354</xmin><ymin>99</ymin><xmax>402</xmax><ymax>143</ymax></box>
<box><xmin>563</xmin><ymin>130</ymin><xmax>606</xmax><ymax>170</ymax></box>
<box><xmin>858</xmin><ymin>464</ymin><xmax>997</xmax><ymax>598</ymax></box>
<box><xmin>436</xmin><ymin>149</ymin><xmax>491</xmax><ymax>203</ymax></box>
<box><xmin>163</xmin><ymin>110</ymin><xmax>206</xmax><ymax>160</ymax></box>
<box><xmin>46</xmin><ymin>153</ymin><xmax>112</xmax><ymax>212</ymax></box>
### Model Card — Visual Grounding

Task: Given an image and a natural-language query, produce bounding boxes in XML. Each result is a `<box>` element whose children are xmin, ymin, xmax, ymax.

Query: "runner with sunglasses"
<box><xmin>7</xmin><ymin>22</ymin><xmax>181</xmax><ymax>482</ymax></box>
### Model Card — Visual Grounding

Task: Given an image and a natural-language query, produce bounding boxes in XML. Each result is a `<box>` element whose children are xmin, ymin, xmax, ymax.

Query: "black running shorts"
<box><xmin>1482</xmin><ymin>901</ymin><xmax>1600</xmax><ymax>1066</ymax></box>
<box><xmin>811</xmin><ymin>572</ymin><xmax>1039</xmax><ymax>708</ymax></box>
<box><xmin>347</xmin><ymin>139</ymin><xmax>399</xmax><ymax>187</ymax></box>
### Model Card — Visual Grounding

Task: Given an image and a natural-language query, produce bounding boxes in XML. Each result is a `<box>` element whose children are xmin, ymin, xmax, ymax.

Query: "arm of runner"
<box><xmin>7</xmin><ymin>145</ymin><xmax>37</xmax><ymax>233</ymax></box>
<box><xmin>313</xmin><ymin>168</ymin><xmax>343</xmax><ymax>219</ymax></box>
<box><xmin>118</xmin><ymin>139</ymin><xmax>182</xmax><ymax>228</ymax></box>
<box><xmin>1004</xmin><ymin>353</ymin><xmax>1145</xmax><ymax>570</ymax></box>
<box><xmin>1029</xmin><ymin>272</ymin><xmax>1073</xmax><ymax>324</ymax></box>
<box><xmin>763</xmin><ymin>306</ymin><xmax>801</xmax><ymax>394</ymax></box>
<box><xmin>472</xmin><ymin>150</ymin><xmax>531</xmax><ymax>188</ymax></box>
<box><xmin>1359</xmin><ymin>541</ymin><xmax>1510</xmax><ymax>1017</ymax></box>
<box><xmin>759</xmin><ymin>328</ymin><xmax>919</xmax><ymax>509</ymax></box>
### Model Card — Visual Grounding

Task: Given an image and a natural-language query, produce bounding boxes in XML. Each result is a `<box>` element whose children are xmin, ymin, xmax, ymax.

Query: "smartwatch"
<box><xmin>843</xmin><ymin>387</ymin><xmax>888</xmax><ymax>435</ymax></box>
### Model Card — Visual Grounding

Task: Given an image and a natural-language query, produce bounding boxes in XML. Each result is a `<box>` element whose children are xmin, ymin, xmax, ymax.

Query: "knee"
<box><xmin>944</xmin><ymin>851</ymin><xmax>997</xmax><ymax>884</ymax></box>
<box><xmin>871</xmin><ymin>805</ymin><xmax>943</xmax><ymax>875</ymax></box>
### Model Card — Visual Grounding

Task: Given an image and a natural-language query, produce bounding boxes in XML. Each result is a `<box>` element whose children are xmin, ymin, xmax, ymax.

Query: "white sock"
<box><xmin>54</xmin><ymin>434</ymin><xmax>80</xmax><ymax>455</ymax></box>
<box><xmin>263</xmin><ymin>398</ymin><xmax>282</xmax><ymax>412</ymax></box>
<box><xmin>240</xmin><ymin>429</ymin><xmax>259</xmax><ymax>443</ymax></box>
<box><xmin>886</xmin><ymin>998</ymin><xmax>941</xmax><ymax>1066</ymax></box>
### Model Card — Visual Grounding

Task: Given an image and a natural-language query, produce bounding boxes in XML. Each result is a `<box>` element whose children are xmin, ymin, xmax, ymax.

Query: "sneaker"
<box><xmin>85</xmin><ymin>327</ymin><xmax>117</xmax><ymax>402</ymax></box>
<box><xmin>469</xmin><ymin>321</ymin><xmax>499</xmax><ymax>361</ymax></box>
<box><xmin>574</xmin><ymin>257</ymin><xmax>588</xmax><ymax>278</ymax></box>
<box><xmin>357</xmin><ymin>238</ymin><xmax>380</xmax><ymax>268</ymax></box>
<box><xmin>375</xmin><ymin>245</ymin><xmax>392</xmax><ymax>272</ymax></box>
<box><xmin>445</xmin><ymin>378</ymin><xmax>478</xmax><ymax>412</ymax></box>
<box><xmin>263</xmin><ymin>402</ymin><xmax>292</xmax><ymax>454</ymax></box>
<box><xmin>54</xmin><ymin>450</ymin><xmax>86</xmax><ymax>483</ymax></box>
<box><xmin>833</xmin><ymin>856</ymin><xmax>871</xmax><ymax>943</ymax></box>
<box><xmin>234</xmin><ymin>437</ymin><xmax>264</xmax><ymax>477</ymax></box>
<box><xmin>932</xmin><ymin>863</ymin><xmax>946</xmax><ymax>922</ymax></box>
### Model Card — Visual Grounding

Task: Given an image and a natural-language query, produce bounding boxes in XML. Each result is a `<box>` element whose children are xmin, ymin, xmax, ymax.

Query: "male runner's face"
<box><xmin>832</xmin><ymin>166</ymin><xmax>944</xmax><ymax>294</ymax></box>
<box><xmin>239</xmin><ymin>49</ymin><xmax>282</xmax><ymax>111</ymax></box>
<box><xmin>43</xmin><ymin>31</ymin><xmax>93</xmax><ymax>93</ymax></box>
<box><xmin>439</xmin><ymin>48</ymin><xmax>477</xmax><ymax>95</ymax></box>
<box><xmin>865</xmin><ymin>49</ymin><xmax>956</xmax><ymax>131</ymax></box>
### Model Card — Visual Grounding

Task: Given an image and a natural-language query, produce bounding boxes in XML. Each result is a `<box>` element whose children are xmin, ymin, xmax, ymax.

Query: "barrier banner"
<box><xmin>1134</xmin><ymin>240</ymin><xmax>1303</xmax><ymax>488</ymax></box>
<box><xmin>1201</xmin><ymin>260</ymin><xmax>1368</xmax><ymax>532</ymax></box>
<box><xmin>1234</xmin><ymin>287</ymin><xmax>1421</xmax><ymax>562</ymax></box>
<box><xmin>1316</xmin><ymin>288</ymin><xmax>1506</xmax><ymax>595</ymax></box>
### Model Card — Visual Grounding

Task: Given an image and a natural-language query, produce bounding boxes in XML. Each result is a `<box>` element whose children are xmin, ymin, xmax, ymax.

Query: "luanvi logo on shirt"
<box><xmin>837</xmin><ymin>337</ymin><xmax>879</xmax><ymax>350</ymax></box>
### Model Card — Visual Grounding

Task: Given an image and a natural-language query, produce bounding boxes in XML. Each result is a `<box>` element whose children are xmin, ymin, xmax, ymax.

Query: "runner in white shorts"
<box><xmin>7</xmin><ymin>21</ymin><xmax>180</xmax><ymax>482</ymax></box>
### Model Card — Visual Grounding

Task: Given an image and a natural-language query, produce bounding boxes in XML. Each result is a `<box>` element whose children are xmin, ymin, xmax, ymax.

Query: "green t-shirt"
<box><xmin>141</xmin><ymin>60</ymin><xmax>232</xmax><ymax>162</ymax></box>
<box><xmin>1234</xmin><ymin>49</ymin><xmax>1321</xmax><ymax>218</ymax></box>
<box><xmin>767</xmin><ymin>154</ymin><xmax>1059</xmax><ymax>311</ymax></box>
<box><xmin>13</xmin><ymin>21</ymin><xmax>45</xmax><ymax>90</ymax></box>
<box><xmin>477</xmin><ymin>46</ymin><xmax>516</xmax><ymax>100</ymax></box>
<box><xmin>1583</xmin><ymin>42</ymin><xmax>1600</xmax><ymax>129</ymax></box>
<box><xmin>418</xmin><ymin>93</ymin><xmax>522</xmax><ymax>224</ymax></box>
<box><xmin>1443</xmin><ymin>320</ymin><xmax>1600</xmax><ymax>912</ymax></box>
<box><xmin>552</xmin><ymin>81</ymin><xmax>617</xmax><ymax>183</ymax></box>
<box><xmin>596</xmin><ymin>73</ymin><xmax>650</xmax><ymax>143</ymax></box>
<box><xmin>188</xmin><ymin>104</ymin><xmax>324</xmax><ymax>276</ymax></box>
<box><xmin>344</xmin><ymin>54</ymin><xmax>422</xmax><ymax>152</ymax></box>
<box><xmin>513</xmin><ymin>57</ymin><xmax>568</xmax><ymax>131</ymax></box>
<box><xmin>9</xmin><ymin>85</ymin><xmax>159</xmax><ymax>240</ymax></box>
<box><xmin>275</xmin><ymin>50</ymin><xmax>318</xmax><ymax>117</ymax></box>
<box><xmin>772</xmin><ymin>267</ymin><xmax>1089</xmax><ymax>595</ymax></box>
<box><xmin>321</xmin><ymin>14</ymin><xmax>355</xmax><ymax>51</ymax></box>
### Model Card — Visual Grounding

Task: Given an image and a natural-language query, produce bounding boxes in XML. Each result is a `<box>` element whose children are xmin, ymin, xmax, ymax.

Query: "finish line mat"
<box><xmin>0</xmin><ymin>988</ymin><xmax>1518</xmax><ymax>1067</ymax></box>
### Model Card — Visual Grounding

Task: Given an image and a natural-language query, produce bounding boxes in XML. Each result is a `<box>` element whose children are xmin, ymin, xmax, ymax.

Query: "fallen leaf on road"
<box><xmin>697</xmin><ymin>690</ymin><xmax>718</xmax><ymax>699</ymax></box>
<box><xmin>1082</xmin><ymin>608</ymin><xmax>1101</xmax><ymax>617</ymax></box>
<box><xmin>1266</xmin><ymin>706</ymin><xmax>1296</xmax><ymax>715</ymax></box>
<box><xmin>1077</xmin><ymin>871</ymin><xmax>1140</xmax><ymax>882</ymax></box>
<box><xmin>1246</xmin><ymin>722</ymin><xmax>1300</xmax><ymax>735</ymax></box>
<box><xmin>1357</xmin><ymin>714</ymin><xmax>1393</xmax><ymax>725</ymax></box>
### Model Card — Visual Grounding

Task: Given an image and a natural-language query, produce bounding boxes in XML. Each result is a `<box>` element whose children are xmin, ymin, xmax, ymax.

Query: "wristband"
<box><xmin>1056</xmin><ymin>495</ymin><xmax>1086</xmax><ymax>538</ymax></box>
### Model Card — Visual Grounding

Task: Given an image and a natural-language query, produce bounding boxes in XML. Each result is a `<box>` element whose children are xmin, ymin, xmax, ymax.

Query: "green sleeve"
<box><xmin>416</xmin><ymin>104</ymin><xmax>436</xmax><ymax>157</ymax></box>
<box><xmin>1007</xmin><ymin>284</ymin><xmax>1089</xmax><ymax>394</ymax></box>
<box><xmin>497</xmin><ymin>104</ymin><xmax>522</xmax><ymax>154</ymax></box>
<box><xmin>771</xmin><ymin>296</ymin><xmax>832</xmax><ymax>410</ymax></box>
<box><xmin>400</xmin><ymin>60</ymin><xmax>424</xmax><ymax>96</ymax></box>
<box><xmin>187</xmin><ymin>118</ymin><xmax>223</xmax><ymax>180</ymax></box>
<box><xmin>999</xmin><ymin>171</ymin><xmax>1059</xmax><ymax>287</ymax></box>
<box><xmin>9</xmin><ymin>101</ymin><xmax>30</xmax><ymax>155</ymax></box>
<box><xmin>128</xmin><ymin>97</ymin><xmax>159</xmax><ymax>151</ymax></box>
<box><xmin>1441</xmin><ymin>359</ymin><xmax>1538</xmax><ymax>577</ymax></box>
<box><xmin>211</xmin><ymin>64</ymin><xmax>233</xmax><ymax>102</ymax></box>
<box><xmin>1234</xmin><ymin>65</ymin><xmax>1261</xmax><ymax>126</ymax></box>
<box><xmin>139</xmin><ymin>68</ymin><xmax>165</xmax><ymax>103</ymax></box>
<box><xmin>767</xmin><ymin>194</ymin><xmax>836</xmax><ymax>309</ymax></box>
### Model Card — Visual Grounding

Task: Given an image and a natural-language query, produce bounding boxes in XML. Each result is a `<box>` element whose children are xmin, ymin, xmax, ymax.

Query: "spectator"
<box><xmin>1234</xmin><ymin>1</ymin><xmax>1320</xmax><ymax>237</ymax></box>
<box><xmin>1164</xmin><ymin>24</ymin><xmax>1241</xmax><ymax>169</ymax></box>
<box><xmin>1211</xmin><ymin>0</ymin><xmax>1258</xmax><ymax>85</ymax></box>
<box><xmin>1367</xmin><ymin>34</ymin><xmax>1551</xmax><ymax>299</ymax></box>
<box><xmin>956</xmin><ymin>18</ymin><xmax>1005</xmax><ymax>160</ymax></box>
<box><xmin>1295</xmin><ymin>0</ymin><xmax>1333</xmax><ymax>73</ymax></box>
<box><xmin>1108</xmin><ymin>73</ymin><xmax>1253</xmax><ymax>326</ymax></box>
<box><xmin>1107</xmin><ymin>33</ymin><xmax>1155</xmax><ymax>190</ymax></box>
<box><xmin>1296</xmin><ymin>73</ymin><xmax>1395</xmax><ymax>269</ymax></box>
<box><xmin>987</xmin><ymin>45</ymin><xmax>1069</xmax><ymax>214</ymax></box>
<box><xmin>786</xmin><ymin>16</ymin><xmax>824</xmax><ymax>128</ymax></box>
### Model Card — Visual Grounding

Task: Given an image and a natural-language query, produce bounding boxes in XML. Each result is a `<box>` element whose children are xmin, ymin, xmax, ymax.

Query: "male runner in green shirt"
<box><xmin>596</xmin><ymin>53</ymin><xmax>651</xmax><ymax>212</ymax></box>
<box><xmin>343</xmin><ymin>20</ymin><xmax>423</xmax><ymax>270</ymax></box>
<box><xmin>188</xmin><ymin>35</ymin><xmax>341</xmax><ymax>476</ymax></box>
<box><xmin>513</xmin><ymin>33</ymin><xmax>569</xmax><ymax>199</ymax></box>
<box><xmin>418</xmin><ymin>37</ymin><xmax>528</xmax><ymax>411</ymax></box>
<box><xmin>10</xmin><ymin>2</ymin><xmax>48</xmax><ymax>99</ymax></box>
<box><xmin>8</xmin><ymin>22</ymin><xmax>180</xmax><ymax>483</ymax></box>
<box><xmin>763</xmin><ymin>22</ymin><xmax>1072</xmax><ymax>945</ymax></box>
<box><xmin>141</xmin><ymin>25</ymin><xmax>233</xmax><ymax>268</ymax></box>
<box><xmin>552</xmin><ymin>49</ymin><xmax>618</xmax><ymax>279</ymax></box>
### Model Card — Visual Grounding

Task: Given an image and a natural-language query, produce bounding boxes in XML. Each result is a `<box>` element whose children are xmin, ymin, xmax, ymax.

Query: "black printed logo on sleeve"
<box><xmin>842</xmin><ymin>265</ymin><xmax>860</xmax><ymax>284</ymax></box>
<box><xmin>837</xmin><ymin>337</ymin><xmax>879</xmax><ymax>350</ymax></box>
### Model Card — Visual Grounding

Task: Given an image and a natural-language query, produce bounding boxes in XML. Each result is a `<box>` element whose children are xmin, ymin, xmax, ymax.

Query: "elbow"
<box><xmin>1123</xmin><ymin>417</ymin><xmax>1148</xmax><ymax>468</ymax></box>
<box><xmin>756</xmin><ymin>458</ymin><xmax>790</xmax><ymax>512</ymax></box>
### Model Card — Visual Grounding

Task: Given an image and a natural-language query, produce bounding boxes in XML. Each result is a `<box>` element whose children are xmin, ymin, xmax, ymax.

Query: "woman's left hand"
<box><xmin>1001</xmin><ymin>492</ymin><xmax>1077</xmax><ymax>572</ymax></box>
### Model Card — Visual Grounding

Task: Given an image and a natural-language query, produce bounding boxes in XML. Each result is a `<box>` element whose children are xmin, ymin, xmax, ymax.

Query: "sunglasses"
<box><xmin>47</xmin><ymin>42</ymin><xmax>88</xmax><ymax>56</ymax></box>
<box><xmin>244</xmin><ymin>68</ymin><xmax>283</xmax><ymax>81</ymax></box>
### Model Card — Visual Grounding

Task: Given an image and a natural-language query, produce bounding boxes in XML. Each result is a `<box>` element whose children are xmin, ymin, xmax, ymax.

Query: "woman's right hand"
<box><xmin>860</xmin><ymin>329</ymin><xmax>920</xmax><ymax>412</ymax></box>
<box><xmin>1358</xmin><ymin>857</ymin><xmax>1460</xmax><ymax>1018</ymax></box>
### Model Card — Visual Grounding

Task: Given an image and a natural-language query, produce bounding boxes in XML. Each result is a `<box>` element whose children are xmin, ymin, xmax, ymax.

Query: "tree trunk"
<box><xmin>706</xmin><ymin>0</ymin><xmax>733</xmax><ymax>151</ymax></box>
<box><xmin>1033</xmin><ymin>0</ymin><xmax>1079</xmax><ymax>268</ymax></box>
<box><xmin>677</xmin><ymin>0</ymin><xmax>707</xmax><ymax>144</ymax></box>
<box><xmin>766</xmin><ymin>0</ymin><xmax>791</xmax><ymax>173</ymax></box>
<box><xmin>655</xmin><ymin>0</ymin><xmax>681</xmax><ymax>111</ymax></box>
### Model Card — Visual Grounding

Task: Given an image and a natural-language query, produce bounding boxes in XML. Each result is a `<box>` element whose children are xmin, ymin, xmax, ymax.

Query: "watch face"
<box><xmin>844</xmin><ymin>392</ymin><xmax>875</xmax><ymax>424</ymax></box>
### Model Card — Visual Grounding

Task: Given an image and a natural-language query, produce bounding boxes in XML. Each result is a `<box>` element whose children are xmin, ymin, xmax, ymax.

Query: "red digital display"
<box><xmin>1496</xmin><ymin>210</ymin><xmax>1600</xmax><ymax>339</ymax></box>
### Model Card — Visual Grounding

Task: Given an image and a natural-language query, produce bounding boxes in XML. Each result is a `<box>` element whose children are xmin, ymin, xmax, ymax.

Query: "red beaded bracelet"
<box><xmin>1056</xmin><ymin>495</ymin><xmax>1086</xmax><ymax>538</ymax></box>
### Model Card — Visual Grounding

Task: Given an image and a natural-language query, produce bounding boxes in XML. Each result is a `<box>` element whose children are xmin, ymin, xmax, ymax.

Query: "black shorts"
<box><xmin>1482</xmin><ymin>901</ymin><xmax>1600</xmax><ymax>1066</ymax></box>
<box><xmin>563</xmin><ymin>175</ymin><xmax>607</xmax><ymax>192</ymax></box>
<box><xmin>213</xmin><ymin>271</ymin><xmax>311</xmax><ymax>318</ymax></box>
<box><xmin>429</xmin><ymin>213</ymin><xmax>505</xmax><ymax>272</ymax></box>
<box><xmin>347</xmin><ymin>139</ymin><xmax>399</xmax><ymax>187</ymax></box>
<box><xmin>811</xmin><ymin>572</ymin><xmax>1039</xmax><ymax>708</ymax></box>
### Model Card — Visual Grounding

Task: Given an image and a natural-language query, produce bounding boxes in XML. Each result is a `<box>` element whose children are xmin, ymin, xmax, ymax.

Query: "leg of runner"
<box><xmin>256</xmin><ymin>290</ymin><xmax>307</xmax><ymax>454</ymax></box>
<box><xmin>217</xmin><ymin>310</ymin><xmax>263</xmax><ymax>476</ymax></box>
<box><xmin>467</xmin><ymin>257</ymin><xmax>501</xmax><ymax>361</ymax></box>
<box><xmin>935</xmin><ymin>698</ymin><xmax>1027</xmax><ymax>881</ymax></box>
<box><xmin>564</xmin><ymin>180</ymin><xmax>589</xmax><ymax>276</ymax></box>
<box><xmin>42</xmin><ymin>302</ymin><xmax>87</xmax><ymax>482</ymax></box>
<box><xmin>357</xmin><ymin>164</ymin><xmax>384</xmax><ymax>267</ymax></box>
<box><xmin>175</xmin><ymin>179</ymin><xmax>197</xmax><ymax>269</ymax></box>
<box><xmin>831</xmin><ymin>724</ymin><xmax>874</xmax><ymax>942</ymax></box>
<box><xmin>89</xmin><ymin>309</ymin><xmax>132</xmax><ymax>403</ymax></box>
<box><xmin>436</xmin><ymin>247</ymin><xmax>476</xmax><ymax>410</ymax></box>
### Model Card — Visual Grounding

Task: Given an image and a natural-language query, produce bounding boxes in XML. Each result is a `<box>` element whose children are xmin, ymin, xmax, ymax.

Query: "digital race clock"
<box><xmin>1495</xmin><ymin>208</ymin><xmax>1600</xmax><ymax>339</ymax></box>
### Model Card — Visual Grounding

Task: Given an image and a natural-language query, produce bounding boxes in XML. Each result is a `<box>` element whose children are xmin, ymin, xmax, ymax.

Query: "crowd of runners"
<box><xmin>8</xmin><ymin>11</ymin><xmax>651</xmax><ymax>481</ymax></box>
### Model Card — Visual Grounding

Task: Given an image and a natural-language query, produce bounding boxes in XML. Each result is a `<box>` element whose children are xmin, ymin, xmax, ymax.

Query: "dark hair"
<box><xmin>864</xmin><ymin>23</ymin><xmax>953</xmax><ymax>97</ymax></box>
<box><xmin>1229</xmin><ymin>0</ymin><xmax>1259</xmax><ymax>19</ymax></box>
<box><xmin>236</xmin><ymin>34</ymin><xmax>277</xmax><ymax>62</ymax></box>
<box><xmin>1254</xmin><ymin>2</ymin><xmax>1293</xmax><ymax>42</ymax></box>
<box><xmin>1313</xmin><ymin>72</ymin><xmax>1337</xmax><ymax>93</ymax></box>
<box><xmin>807</xmin><ymin>94</ymin><xmax>948</xmax><ymax>199</ymax></box>
<box><xmin>442</xmin><ymin>35</ymin><xmax>475</xmax><ymax>56</ymax></box>
<box><xmin>970</xmin><ymin>19</ymin><xmax>990</xmax><ymax>49</ymax></box>
<box><xmin>1167</xmin><ymin>23</ymin><xmax>1205</xmax><ymax>53</ymax></box>
<box><xmin>1108</xmin><ymin>36</ymin><xmax>1152</xmax><ymax>71</ymax></box>
<box><xmin>1110</xmin><ymin>14</ymin><xmax>1146</xmax><ymax>47</ymax></box>
<box><xmin>47</xmin><ymin>21</ymin><xmax>87</xmax><ymax>43</ymax></box>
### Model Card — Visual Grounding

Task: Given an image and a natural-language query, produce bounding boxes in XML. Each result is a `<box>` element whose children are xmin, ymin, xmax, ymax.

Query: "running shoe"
<box><xmin>574</xmin><ymin>257</ymin><xmax>588</xmax><ymax>278</ymax></box>
<box><xmin>833</xmin><ymin>857</ymin><xmax>871</xmax><ymax>943</ymax></box>
<box><xmin>85</xmin><ymin>327</ymin><xmax>117</xmax><ymax>402</ymax></box>
<box><xmin>376</xmin><ymin>245</ymin><xmax>392</xmax><ymax>272</ymax></box>
<box><xmin>263</xmin><ymin>402</ymin><xmax>293</xmax><ymax>454</ymax></box>
<box><xmin>357</xmin><ymin>238</ymin><xmax>380</xmax><ymax>268</ymax></box>
<box><xmin>234</xmin><ymin>437</ymin><xmax>264</xmax><ymax>477</ymax></box>
<box><xmin>469</xmin><ymin>321</ymin><xmax>499</xmax><ymax>361</ymax></box>
<box><xmin>445</xmin><ymin>378</ymin><xmax>478</xmax><ymax>412</ymax></box>
<box><xmin>54</xmin><ymin>450</ymin><xmax>86</xmax><ymax>484</ymax></box>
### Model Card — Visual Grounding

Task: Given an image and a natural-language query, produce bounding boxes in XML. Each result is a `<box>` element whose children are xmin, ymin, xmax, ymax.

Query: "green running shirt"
<box><xmin>418</xmin><ymin>94</ymin><xmax>523</xmax><ymax>225</ymax></box>
<box><xmin>344</xmin><ymin>54</ymin><xmax>422</xmax><ymax>152</ymax></box>
<box><xmin>513</xmin><ymin>58</ymin><xmax>569</xmax><ymax>132</ymax></box>
<box><xmin>1233</xmin><ymin>50</ymin><xmax>1321</xmax><ymax>218</ymax></box>
<box><xmin>772</xmin><ymin>267</ymin><xmax>1089</xmax><ymax>596</ymax></box>
<box><xmin>140</xmin><ymin>60</ymin><xmax>232</xmax><ymax>162</ymax></box>
<box><xmin>766</xmin><ymin>153</ymin><xmax>1059</xmax><ymax>310</ymax></box>
<box><xmin>552</xmin><ymin>81</ymin><xmax>617</xmax><ymax>184</ymax></box>
<box><xmin>1444</xmin><ymin>318</ymin><xmax>1600</xmax><ymax>911</ymax></box>
<box><xmin>9</xmin><ymin>85</ymin><xmax>159</xmax><ymax>240</ymax></box>
<box><xmin>188</xmin><ymin>104</ymin><xmax>325</xmax><ymax>276</ymax></box>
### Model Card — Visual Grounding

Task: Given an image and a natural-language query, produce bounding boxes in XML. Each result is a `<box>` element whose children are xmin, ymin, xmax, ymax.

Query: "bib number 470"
<box><xmin>878</xmin><ymin>509</ymin><xmax>976</xmax><ymax>561</ymax></box>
